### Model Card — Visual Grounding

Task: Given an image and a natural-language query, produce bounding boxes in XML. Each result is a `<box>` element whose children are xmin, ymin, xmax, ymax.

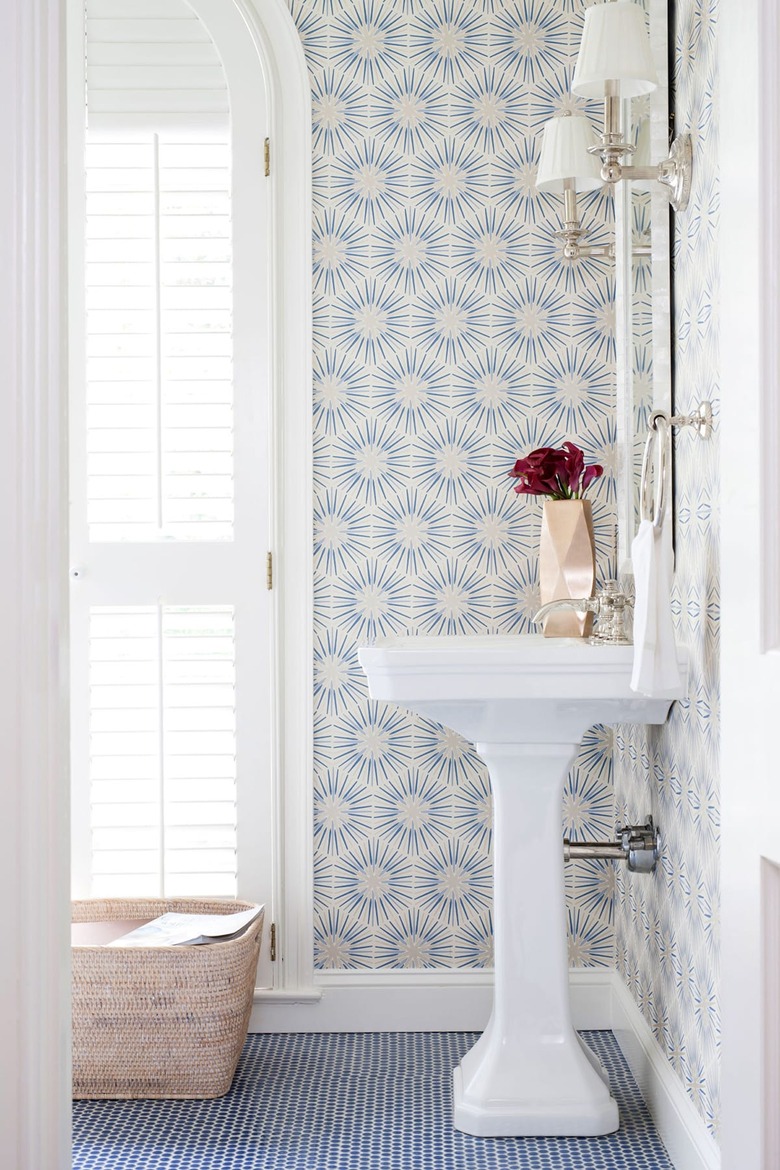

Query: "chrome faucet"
<box><xmin>533</xmin><ymin>581</ymin><xmax>633</xmax><ymax>645</ymax></box>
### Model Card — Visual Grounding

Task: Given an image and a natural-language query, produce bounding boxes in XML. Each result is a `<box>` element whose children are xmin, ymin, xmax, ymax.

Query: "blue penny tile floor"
<box><xmin>73</xmin><ymin>1030</ymin><xmax>675</xmax><ymax>1169</ymax></box>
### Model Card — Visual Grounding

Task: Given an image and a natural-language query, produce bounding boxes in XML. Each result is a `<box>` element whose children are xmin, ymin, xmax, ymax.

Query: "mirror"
<box><xmin>614</xmin><ymin>0</ymin><xmax>672</xmax><ymax>573</ymax></box>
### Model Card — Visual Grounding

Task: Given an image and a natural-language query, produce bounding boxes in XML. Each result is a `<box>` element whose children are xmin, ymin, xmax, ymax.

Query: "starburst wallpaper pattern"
<box><xmin>297</xmin><ymin>0</ymin><xmax>722</xmax><ymax>1144</ymax></box>
<box><xmin>295</xmin><ymin>0</ymin><xmax>620</xmax><ymax>975</ymax></box>
<box><xmin>614</xmin><ymin>0</ymin><xmax>721</xmax><ymax>1142</ymax></box>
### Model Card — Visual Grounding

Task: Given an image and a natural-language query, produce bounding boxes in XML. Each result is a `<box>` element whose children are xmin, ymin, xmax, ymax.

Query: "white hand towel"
<box><xmin>630</xmin><ymin>518</ymin><xmax>683</xmax><ymax>697</ymax></box>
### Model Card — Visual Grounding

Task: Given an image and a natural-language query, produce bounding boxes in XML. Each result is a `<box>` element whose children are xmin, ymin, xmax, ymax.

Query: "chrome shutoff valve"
<box><xmin>621</xmin><ymin>818</ymin><xmax>660</xmax><ymax>873</ymax></box>
<box><xmin>563</xmin><ymin>816</ymin><xmax>660</xmax><ymax>874</ymax></box>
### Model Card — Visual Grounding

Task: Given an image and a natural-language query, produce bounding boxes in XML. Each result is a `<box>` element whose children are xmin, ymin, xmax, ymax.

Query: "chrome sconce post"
<box><xmin>537</xmin><ymin>112</ymin><xmax>613</xmax><ymax>261</ymax></box>
<box><xmin>572</xmin><ymin>0</ymin><xmax>692</xmax><ymax>212</ymax></box>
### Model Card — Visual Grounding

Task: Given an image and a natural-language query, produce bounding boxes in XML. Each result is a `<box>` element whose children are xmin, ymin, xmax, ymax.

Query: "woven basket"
<box><xmin>72</xmin><ymin>897</ymin><xmax>263</xmax><ymax>1100</ymax></box>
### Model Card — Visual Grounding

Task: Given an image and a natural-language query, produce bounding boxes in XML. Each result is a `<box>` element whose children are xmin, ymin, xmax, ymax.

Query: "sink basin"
<box><xmin>359</xmin><ymin>635</ymin><xmax>688</xmax><ymax>1137</ymax></box>
<box><xmin>359</xmin><ymin>634</ymin><xmax>685</xmax><ymax>744</ymax></box>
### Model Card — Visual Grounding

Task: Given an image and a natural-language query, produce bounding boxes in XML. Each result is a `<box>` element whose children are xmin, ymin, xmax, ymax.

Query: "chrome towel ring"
<box><xmin>638</xmin><ymin>401</ymin><xmax>713</xmax><ymax>531</ymax></box>
<box><xmin>640</xmin><ymin>413</ymin><xmax>669</xmax><ymax>529</ymax></box>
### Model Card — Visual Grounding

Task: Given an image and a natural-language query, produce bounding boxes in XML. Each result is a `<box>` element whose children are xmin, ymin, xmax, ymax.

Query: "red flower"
<box><xmin>508</xmin><ymin>442</ymin><xmax>603</xmax><ymax>500</ymax></box>
<box><xmin>582</xmin><ymin>462</ymin><xmax>604</xmax><ymax>492</ymax></box>
<box><xmin>562</xmin><ymin>442</ymin><xmax>584</xmax><ymax>493</ymax></box>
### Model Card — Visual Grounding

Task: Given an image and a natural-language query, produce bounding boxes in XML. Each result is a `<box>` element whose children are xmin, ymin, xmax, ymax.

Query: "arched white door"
<box><xmin>69</xmin><ymin>0</ymin><xmax>312</xmax><ymax>993</ymax></box>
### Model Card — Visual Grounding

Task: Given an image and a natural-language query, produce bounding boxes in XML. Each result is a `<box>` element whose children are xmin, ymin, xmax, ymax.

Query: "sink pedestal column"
<box><xmin>453</xmin><ymin>741</ymin><xmax>619</xmax><ymax>1137</ymax></box>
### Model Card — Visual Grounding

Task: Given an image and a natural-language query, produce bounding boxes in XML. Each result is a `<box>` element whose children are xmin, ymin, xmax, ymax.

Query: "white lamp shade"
<box><xmin>572</xmin><ymin>1</ymin><xmax>658</xmax><ymax>99</ymax></box>
<box><xmin>536</xmin><ymin>115</ymin><xmax>603</xmax><ymax>193</ymax></box>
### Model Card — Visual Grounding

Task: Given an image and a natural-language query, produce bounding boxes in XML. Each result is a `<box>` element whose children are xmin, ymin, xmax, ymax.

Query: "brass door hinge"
<box><xmin>266</xmin><ymin>551</ymin><xmax>273</xmax><ymax>590</ymax></box>
<box><xmin>270</xmin><ymin>922</ymin><xmax>277</xmax><ymax>961</ymax></box>
<box><xmin>264</xmin><ymin>137</ymin><xmax>270</xmax><ymax>177</ymax></box>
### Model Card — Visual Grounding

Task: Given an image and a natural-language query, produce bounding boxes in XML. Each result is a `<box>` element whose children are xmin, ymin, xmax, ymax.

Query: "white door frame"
<box><xmin>187</xmin><ymin>0</ymin><xmax>315</xmax><ymax>996</ymax></box>
<box><xmin>0</xmin><ymin>0</ymin><xmax>71</xmax><ymax>1165</ymax></box>
<box><xmin>233</xmin><ymin>0</ymin><xmax>315</xmax><ymax>998</ymax></box>
<box><xmin>0</xmin><ymin>0</ymin><xmax>311</xmax><ymax>1164</ymax></box>
<box><xmin>720</xmin><ymin>0</ymin><xmax>780</xmax><ymax>1167</ymax></box>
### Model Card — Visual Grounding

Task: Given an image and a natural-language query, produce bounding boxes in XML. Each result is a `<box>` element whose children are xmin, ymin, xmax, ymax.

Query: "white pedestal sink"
<box><xmin>358</xmin><ymin>635</ymin><xmax>688</xmax><ymax>1137</ymax></box>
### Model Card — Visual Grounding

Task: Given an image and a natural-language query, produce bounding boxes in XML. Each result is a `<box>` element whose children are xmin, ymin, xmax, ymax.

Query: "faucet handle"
<box><xmin>589</xmin><ymin>581</ymin><xmax>633</xmax><ymax>645</ymax></box>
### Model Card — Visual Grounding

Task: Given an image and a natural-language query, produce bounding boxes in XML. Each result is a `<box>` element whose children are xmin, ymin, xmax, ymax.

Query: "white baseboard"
<box><xmin>609</xmin><ymin>973</ymin><xmax>721</xmax><ymax>1170</ymax></box>
<box><xmin>248</xmin><ymin>966</ymin><xmax>612</xmax><ymax>1033</ymax></box>
<box><xmin>249</xmin><ymin>967</ymin><xmax>721</xmax><ymax>1170</ymax></box>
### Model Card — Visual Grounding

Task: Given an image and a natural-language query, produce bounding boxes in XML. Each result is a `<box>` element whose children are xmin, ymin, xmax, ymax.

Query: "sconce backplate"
<box><xmin>666</xmin><ymin>133</ymin><xmax>693</xmax><ymax>213</ymax></box>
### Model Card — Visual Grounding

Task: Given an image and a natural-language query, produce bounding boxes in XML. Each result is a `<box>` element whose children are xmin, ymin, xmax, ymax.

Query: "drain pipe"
<box><xmin>563</xmin><ymin>817</ymin><xmax>660</xmax><ymax>873</ymax></box>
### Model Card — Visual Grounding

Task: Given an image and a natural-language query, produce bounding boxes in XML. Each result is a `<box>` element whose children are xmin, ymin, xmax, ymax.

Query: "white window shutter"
<box><xmin>71</xmin><ymin>0</ymin><xmax>273</xmax><ymax>910</ymax></box>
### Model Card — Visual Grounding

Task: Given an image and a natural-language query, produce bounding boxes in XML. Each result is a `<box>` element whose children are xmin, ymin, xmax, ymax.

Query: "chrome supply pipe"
<box><xmin>563</xmin><ymin>818</ymin><xmax>660</xmax><ymax>873</ymax></box>
<box><xmin>564</xmin><ymin>840</ymin><xmax>624</xmax><ymax>861</ymax></box>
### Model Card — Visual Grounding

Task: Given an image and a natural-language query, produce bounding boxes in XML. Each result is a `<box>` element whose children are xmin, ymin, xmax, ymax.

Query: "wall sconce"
<box><xmin>572</xmin><ymin>0</ymin><xmax>691</xmax><ymax>212</ymax></box>
<box><xmin>536</xmin><ymin>113</ymin><xmax>611</xmax><ymax>260</ymax></box>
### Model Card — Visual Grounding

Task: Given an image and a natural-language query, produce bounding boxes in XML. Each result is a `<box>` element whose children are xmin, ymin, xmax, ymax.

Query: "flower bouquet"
<box><xmin>508</xmin><ymin>441</ymin><xmax>603</xmax><ymax>500</ymax></box>
<box><xmin>508</xmin><ymin>443</ymin><xmax>603</xmax><ymax>637</ymax></box>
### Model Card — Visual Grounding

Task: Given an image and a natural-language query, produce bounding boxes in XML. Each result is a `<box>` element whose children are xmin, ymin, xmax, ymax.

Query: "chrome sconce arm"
<box><xmin>588</xmin><ymin>83</ymin><xmax>692</xmax><ymax>211</ymax></box>
<box><xmin>535</xmin><ymin>4</ymin><xmax>691</xmax><ymax>261</ymax></box>
<box><xmin>548</xmin><ymin>177</ymin><xmax>651</xmax><ymax>263</ymax></box>
<box><xmin>617</xmin><ymin>135</ymin><xmax>693</xmax><ymax>214</ymax></box>
<box><xmin>573</xmin><ymin>1</ymin><xmax>693</xmax><ymax>213</ymax></box>
<box><xmin>537</xmin><ymin>0</ymin><xmax>687</xmax><ymax>264</ymax></box>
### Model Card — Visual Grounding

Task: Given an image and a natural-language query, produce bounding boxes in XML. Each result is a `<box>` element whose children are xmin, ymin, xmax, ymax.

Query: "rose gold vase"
<box><xmin>539</xmin><ymin>499</ymin><xmax>596</xmax><ymax>638</ymax></box>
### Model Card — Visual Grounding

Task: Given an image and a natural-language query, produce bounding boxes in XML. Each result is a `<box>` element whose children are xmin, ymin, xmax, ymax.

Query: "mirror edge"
<box><xmin>615</xmin><ymin>0</ymin><xmax>673</xmax><ymax>577</ymax></box>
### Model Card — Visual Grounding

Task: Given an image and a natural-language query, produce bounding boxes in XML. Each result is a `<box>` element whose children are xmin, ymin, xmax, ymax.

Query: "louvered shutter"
<box><xmin>71</xmin><ymin>0</ymin><xmax>272</xmax><ymax>910</ymax></box>
<box><xmin>88</xmin><ymin>605</ymin><xmax>237</xmax><ymax>896</ymax></box>
<box><xmin>85</xmin><ymin>135</ymin><xmax>233</xmax><ymax>542</ymax></box>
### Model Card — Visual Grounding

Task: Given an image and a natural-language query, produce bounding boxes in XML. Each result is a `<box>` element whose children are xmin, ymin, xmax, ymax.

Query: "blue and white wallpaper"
<box><xmin>295</xmin><ymin>1</ymin><xmax>722</xmax><ymax>1139</ymax></box>
<box><xmin>294</xmin><ymin>0</ymin><xmax>620</xmax><ymax>972</ymax></box>
<box><xmin>614</xmin><ymin>0</ymin><xmax>721</xmax><ymax>1142</ymax></box>
<box><xmin>294</xmin><ymin>0</ymin><xmax>722</xmax><ymax>1143</ymax></box>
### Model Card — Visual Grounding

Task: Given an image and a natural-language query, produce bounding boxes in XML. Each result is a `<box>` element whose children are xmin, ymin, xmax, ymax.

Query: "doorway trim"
<box><xmin>0</xmin><ymin>0</ymin><xmax>71</xmax><ymax>1165</ymax></box>
<box><xmin>720</xmin><ymin>0</ymin><xmax>780</xmax><ymax>1167</ymax></box>
<box><xmin>0</xmin><ymin>0</ymin><xmax>312</xmax><ymax>1163</ymax></box>
<box><xmin>235</xmin><ymin>0</ymin><xmax>315</xmax><ymax>997</ymax></box>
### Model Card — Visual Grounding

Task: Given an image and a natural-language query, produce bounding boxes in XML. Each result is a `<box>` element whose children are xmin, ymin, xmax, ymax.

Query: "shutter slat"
<box><xmin>92</xmin><ymin>851</ymin><xmax>161</xmax><ymax>876</ymax></box>
<box><xmin>89</xmin><ymin>42</ymin><xmax>220</xmax><ymax>67</ymax></box>
<box><xmin>166</xmin><ymin>827</ymin><xmax>236</xmax><ymax>848</ymax></box>
<box><xmin>90</xmin><ymin>90</ymin><xmax>229</xmax><ymax>114</ymax></box>
<box><xmin>88</xmin><ymin>66</ymin><xmax>227</xmax><ymax>90</ymax></box>
<box><xmin>165</xmin><ymin>854</ymin><xmax>236</xmax><ymax>876</ymax></box>
<box><xmin>86</xmin><ymin>0</ymin><xmax>201</xmax><ymax>20</ymax></box>
<box><xmin>88</xmin><ymin>113</ymin><xmax>229</xmax><ymax>133</ymax></box>
<box><xmin>165</xmin><ymin>874</ymin><xmax>236</xmax><ymax>897</ymax></box>
<box><xmin>87</xmin><ymin>20</ymin><xmax>211</xmax><ymax>43</ymax></box>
